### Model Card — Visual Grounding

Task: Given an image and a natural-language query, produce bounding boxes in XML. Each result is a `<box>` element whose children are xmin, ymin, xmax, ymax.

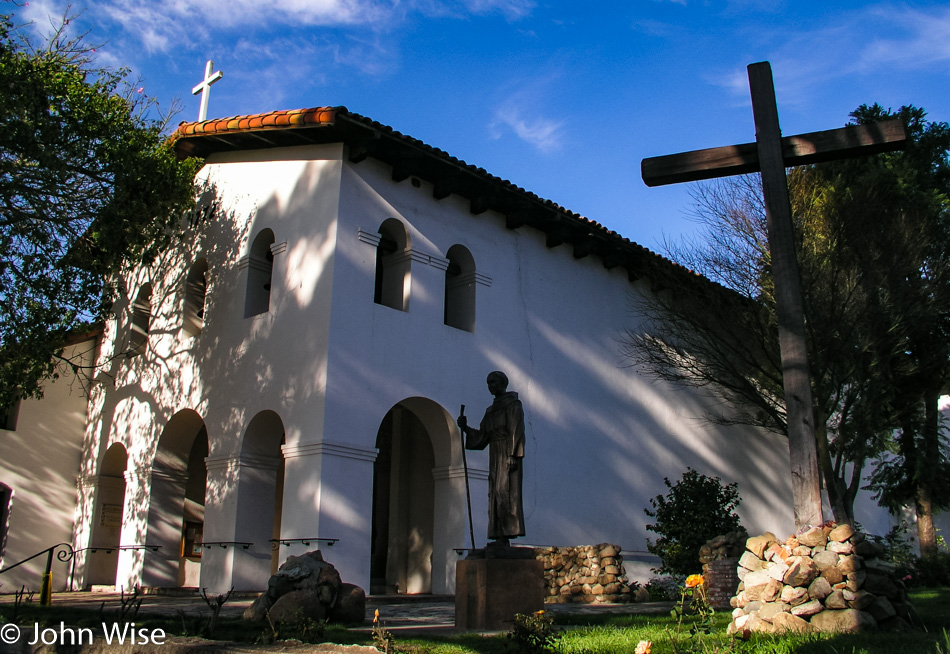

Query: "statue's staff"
<box><xmin>459</xmin><ymin>404</ymin><xmax>476</xmax><ymax>551</ymax></box>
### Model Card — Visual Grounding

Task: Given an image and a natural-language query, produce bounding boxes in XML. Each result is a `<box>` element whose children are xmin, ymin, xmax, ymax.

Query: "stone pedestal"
<box><xmin>455</xmin><ymin>558</ymin><xmax>544</xmax><ymax>630</ymax></box>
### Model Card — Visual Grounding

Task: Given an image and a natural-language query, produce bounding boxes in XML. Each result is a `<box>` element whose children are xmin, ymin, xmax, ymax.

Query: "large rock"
<box><xmin>281</xmin><ymin>552</ymin><xmax>342</xmax><ymax>605</ymax></box>
<box><xmin>846</xmin><ymin>569</ymin><xmax>867</xmax><ymax>591</ymax></box>
<box><xmin>821</xmin><ymin>566</ymin><xmax>845</xmax><ymax>585</ymax></box>
<box><xmin>739</xmin><ymin>551</ymin><xmax>766</xmax><ymax>571</ymax></box>
<box><xmin>866</xmin><ymin>596</ymin><xmax>897</xmax><ymax>622</ymax></box>
<box><xmin>780</xmin><ymin>585</ymin><xmax>809</xmax><ymax>606</ymax></box>
<box><xmin>812</xmin><ymin>550</ymin><xmax>839</xmax><ymax>571</ymax></box>
<box><xmin>268</xmin><ymin>589</ymin><xmax>329</xmax><ymax>623</ymax></box>
<box><xmin>854</xmin><ymin>539</ymin><xmax>886</xmax><ymax>558</ymax></box>
<box><xmin>807</xmin><ymin>576</ymin><xmax>833</xmax><ymax>601</ymax></box>
<box><xmin>828</xmin><ymin>524</ymin><xmax>854</xmax><ymax>543</ymax></box>
<box><xmin>761</xmin><ymin>579</ymin><xmax>783</xmax><ymax>603</ymax></box>
<box><xmin>771</xmin><ymin>611</ymin><xmax>814</xmax><ymax>633</ymax></box>
<box><xmin>827</xmin><ymin>541</ymin><xmax>854</xmax><ymax>554</ymax></box>
<box><xmin>243</xmin><ymin>593</ymin><xmax>274</xmax><ymax>622</ymax></box>
<box><xmin>846</xmin><ymin>589</ymin><xmax>877</xmax><ymax>610</ymax></box>
<box><xmin>243</xmin><ymin>549</ymin><xmax>365</xmax><ymax>627</ymax></box>
<box><xmin>743</xmin><ymin>569</ymin><xmax>772</xmax><ymax>592</ymax></box>
<box><xmin>810</xmin><ymin>609</ymin><xmax>877</xmax><ymax>633</ymax></box>
<box><xmin>798</xmin><ymin>527</ymin><xmax>827</xmax><ymax>548</ymax></box>
<box><xmin>329</xmin><ymin>583</ymin><xmax>367</xmax><ymax>625</ymax></box>
<box><xmin>746</xmin><ymin>533</ymin><xmax>777</xmax><ymax>559</ymax></box>
<box><xmin>824</xmin><ymin>589</ymin><xmax>848</xmax><ymax>610</ymax></box>
<box><xmin>758</xmin><ymin>601</ymin><xmax>790</xmax><ymax>622</ymax></box>
<box><xmin>783</xmin><ymin>556</ymin><xmax>819</xmax><ymax>587</ymax></box>
<box><xmin>837</xmin><ymin>555</ymin><xmax>862</xmax><ymax>575</ymax></box>
<box><xmin>790</xmin><ymin>599</ymin><xmax>823</xmax><ymax>618</ymax></box>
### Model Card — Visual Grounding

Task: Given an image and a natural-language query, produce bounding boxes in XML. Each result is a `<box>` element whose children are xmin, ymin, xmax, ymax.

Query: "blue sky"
<box><xmin>16</xmin><ymin>0</ymin><xmax>950</xmax><ymax>251</ymax></box>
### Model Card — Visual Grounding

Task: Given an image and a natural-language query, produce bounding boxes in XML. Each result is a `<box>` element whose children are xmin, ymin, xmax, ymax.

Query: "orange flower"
<box><xmin>685</xmin><ymin>574</ymin><xmax>704</xmax><ymax>588</ymax></box>
<box><xmin>635</xmin><ymin>640</ymin><xmax>652</xmax><ymax>654</ymax></box>
<box><xmin>374</xmin><ymin>609</ymin><xmax>380</xmax><ymax>624</ymax></box>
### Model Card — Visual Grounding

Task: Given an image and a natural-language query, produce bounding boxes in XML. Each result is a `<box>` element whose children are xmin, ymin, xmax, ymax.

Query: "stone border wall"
<box><xmin>535</xmin><ymin>544</ymin><xmax>632</xmax><ymax>604</ymax></box>
<box><xmin>729</xmin><ymin>525</ymin><xmax>913</xmax><ymax>634</ymax></box>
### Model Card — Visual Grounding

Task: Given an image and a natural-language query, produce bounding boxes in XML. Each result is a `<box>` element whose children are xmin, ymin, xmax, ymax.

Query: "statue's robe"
<box><xmin>466</xmin><ymin>391</ymin><xmax>525</xmax><ymax>540</ymax></box>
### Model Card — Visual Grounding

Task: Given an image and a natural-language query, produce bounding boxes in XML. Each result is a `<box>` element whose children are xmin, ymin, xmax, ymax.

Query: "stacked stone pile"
<box><xmin>700</xmin><ymin>530</ymin><xmax>748</xmax><ymax>564</ymax></box>
<box><xmin>729</xmin><ymin>524</ymin><xmax>914</xmax><ymax>634</ymax></box>
<box><xmin>534</xmin><ymin>544</ymin><xmax>632</xmax><ymax>604</ymax></box>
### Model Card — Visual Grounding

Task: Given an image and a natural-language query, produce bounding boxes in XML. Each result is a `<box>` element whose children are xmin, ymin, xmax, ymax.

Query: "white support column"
<box><xmin>280</xmin><ymin>441</ymin><xmax>377</xmax><ymax>591</ymax></box>
<box><xmin>200</xmin><ymin>455</ymin><xmax>240</xmax><ymax>593</ymax></box>
<box><xmin>233</xmin><ymin>454</ymin><xmax>282</xmax><ymax>591</ymax></box>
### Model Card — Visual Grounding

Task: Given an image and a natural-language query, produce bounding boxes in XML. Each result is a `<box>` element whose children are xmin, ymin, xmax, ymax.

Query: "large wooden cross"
<box><xmin>641</xmin><ymin>61</ymin><xmax>906</xmax><ymax>533</ymax></box>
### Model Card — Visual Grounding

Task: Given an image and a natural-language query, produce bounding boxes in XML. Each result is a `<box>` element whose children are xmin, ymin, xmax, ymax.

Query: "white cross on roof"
<box><xmin>192</xmin><ymin>60</ymin><xmax>224</xmax><ymax>122</ymax></box>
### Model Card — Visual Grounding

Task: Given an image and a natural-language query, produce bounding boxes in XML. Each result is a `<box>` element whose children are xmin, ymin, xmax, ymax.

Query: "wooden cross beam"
<box><xmin>640</xmin><ymin>61</ymin><xmax>907</xmax><ymax>533</ymax></box>
<box><xmin>642</xmin><ymin>119</ymin><xmax>905</xmax><ymax>187</ymax></box>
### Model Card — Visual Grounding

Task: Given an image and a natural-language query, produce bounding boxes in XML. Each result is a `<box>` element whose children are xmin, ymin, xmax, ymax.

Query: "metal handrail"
<box><xmin>0</xmin><ymin>542</ymin><xmax>74</xmax><ymax>604</ymax></box>
<box><xmin>269</xmin><ymin>537</ymin><xmax>338</xmax><ymax>551</ymax></box>
<box><xmin>0</xmin><ymin>542</ymin><xmax>74</xmax><ymax>575</ymax></box>
<box><xmin>66</xmin><ymin>544</ymin><xmax>162</xmax><ymax>590</ymax></box>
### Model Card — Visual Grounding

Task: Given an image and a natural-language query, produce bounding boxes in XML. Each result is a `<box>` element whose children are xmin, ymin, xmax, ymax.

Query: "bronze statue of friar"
<box><xmin>458</xmin><ymin>371</ymin><xmax>531</xmax><ymax>559</ymax></box>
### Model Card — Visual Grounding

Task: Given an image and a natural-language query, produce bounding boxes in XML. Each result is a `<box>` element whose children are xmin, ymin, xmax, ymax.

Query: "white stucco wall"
<box><xmin>0</xmin><ymin>340</ymin><xmax>93</xmax><ymax>592</ymax></box>
<box><xmin>321</xmin><ymin>154</ymin><xmax>796</xmax><ymax>589</ymax></box>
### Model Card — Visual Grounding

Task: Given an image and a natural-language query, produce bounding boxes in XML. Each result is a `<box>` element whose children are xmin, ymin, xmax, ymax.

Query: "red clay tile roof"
<box><xmin>171</xmin><ymin>106</ymin><xmax>707</xmax><ymax>288</ymax></box>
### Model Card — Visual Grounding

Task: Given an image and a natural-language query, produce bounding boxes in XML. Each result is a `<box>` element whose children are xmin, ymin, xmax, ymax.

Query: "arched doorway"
<box><xmin>87</xmin><ymin>444</ymin><xmax>127</xmax><ymax>586</ymax></box>
<box><xmin>141</xmin><ymin>410</ymin><xmax>208</xmax><ymax>588</ymax></box>
<box><xmin>370</xmin><ymin>398</ymin><xmax>465</xmax><ymax>595</ymax></box>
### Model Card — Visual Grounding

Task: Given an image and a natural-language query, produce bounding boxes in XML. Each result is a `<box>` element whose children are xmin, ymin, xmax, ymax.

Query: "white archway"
<box><xmin>232</xmin><ymin>410</ymin><xmax>285</xmax><ymax>589</ymax></box>
<box><xmin>86</xmin><ymin>443</ymin><xmax>128</xmax><ymax>586</ymax></box>
<box><xmin>139</xmin><ymin>409</ymin><xmax>208</xmax><ymax>588</ymax></box>
<box><xmin>370</xmin><ymin>397</ymin><xmax>468</xmax><ymax>594</ymax></box>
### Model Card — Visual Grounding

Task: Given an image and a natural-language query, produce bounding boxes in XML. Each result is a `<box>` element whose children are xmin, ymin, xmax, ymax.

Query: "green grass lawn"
<box><xmin>390</xmin><ymin>589</ymin><xmax>950</xmax><ymax>654</ymax></box>
<box><xmin>1</xmin><ymin>589</ymin><xmax>949</xmax><ymax>653</ymax></box>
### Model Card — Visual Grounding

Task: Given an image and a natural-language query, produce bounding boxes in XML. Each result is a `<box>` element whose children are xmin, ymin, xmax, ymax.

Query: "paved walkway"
<box><xmin>0</xmin><ymin>590</ymin><xmax>675</xmax><ymax>635</ymax></box>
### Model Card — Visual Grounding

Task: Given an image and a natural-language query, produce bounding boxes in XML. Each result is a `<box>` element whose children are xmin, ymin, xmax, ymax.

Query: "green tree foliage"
<box><xmin>831</xmin><ymin>105</ymin><xmax>950</xmax><ymax>556</ymax></box>
<box><xmin>0</xmin><ymin>11</ymin><xmax>198</xmax><ymax>405</ymax></box>
<box><xmin>644</xmin><ymin>468</ymin><xmax>742</xmax><ymax>575</ymax></box>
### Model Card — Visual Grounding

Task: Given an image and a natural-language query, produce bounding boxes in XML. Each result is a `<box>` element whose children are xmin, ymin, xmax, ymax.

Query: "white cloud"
<box><xmin>491</xmin><ymin>107</ymin><xmax>566</xmax><ymax>153</ymax></box>
<box><xmin>859</xmin><ymin>5</ymin><xmax>950</xmax><ymax>70</ymax></box>
<box><xmin>701</xmin><ymin>4</ymin><xmax>950</xmax><ymax>114</ymax></box>
<box><xmin>461</xmin><ymin>0</ymin><xmax>536</xmax><ymax>20</ymax></box>
<box><xmin>406</xmin><ymin>0</ymin><xmax>535</xmax><ymax>20</ymax></box>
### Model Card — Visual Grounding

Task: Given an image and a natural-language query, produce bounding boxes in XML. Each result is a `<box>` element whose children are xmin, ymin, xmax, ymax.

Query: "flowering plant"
<box><xmin>508</xmin><ymin>610</ymin><xmax>561</xmax><ymax>654</ymax></box>
<box><xmin>372</xmin><ymin>609</ymin><xmax>397</xmax><ymax>654</ymax></box>
<box><xmin>635</xmin><ymin>640</ymin><xmax>653</xmax><ymax>654</ymax></box>
<box><xmin>666</xmin><ymin>573</ymin><xmax>715</xmax><ymax>652</ymax></box>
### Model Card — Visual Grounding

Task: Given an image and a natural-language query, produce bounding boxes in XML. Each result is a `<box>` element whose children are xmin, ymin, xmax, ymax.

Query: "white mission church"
<box><xmin>2</xmin><ymin>104</ymin><xmax>913</xmax><ymax>597</ymax></box>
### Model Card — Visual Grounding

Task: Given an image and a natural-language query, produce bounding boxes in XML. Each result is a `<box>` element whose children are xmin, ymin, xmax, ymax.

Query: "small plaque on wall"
<box><xmin>100</xmin><ymin>504</ymin><xmax>123</xmax><ymax>529</ymax></box>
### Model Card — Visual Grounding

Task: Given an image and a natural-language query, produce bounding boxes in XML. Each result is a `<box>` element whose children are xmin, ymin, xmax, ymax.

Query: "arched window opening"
<box><xmin>183</xmin><ymin>259</ymin><xmax>208</xmax><ymax>336</ymax></box>
<box><xmin>374</xmin><ymin>219</ymin><xmax>410</xmax><ymax>312</ymax></box>
<box><xmin>128</xmin><ymin>284</ymin><xmax>152</xmax><ymax>357</ymax></box>
<box><xmin>444</xmin><ymin>245</ymin><xmax>476</xmax><ymax>332</ymax></box>
<box><xmin>245</xmin><ymin>230</ymin><xmax>275</xmax><ymax>318</ymax></box>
